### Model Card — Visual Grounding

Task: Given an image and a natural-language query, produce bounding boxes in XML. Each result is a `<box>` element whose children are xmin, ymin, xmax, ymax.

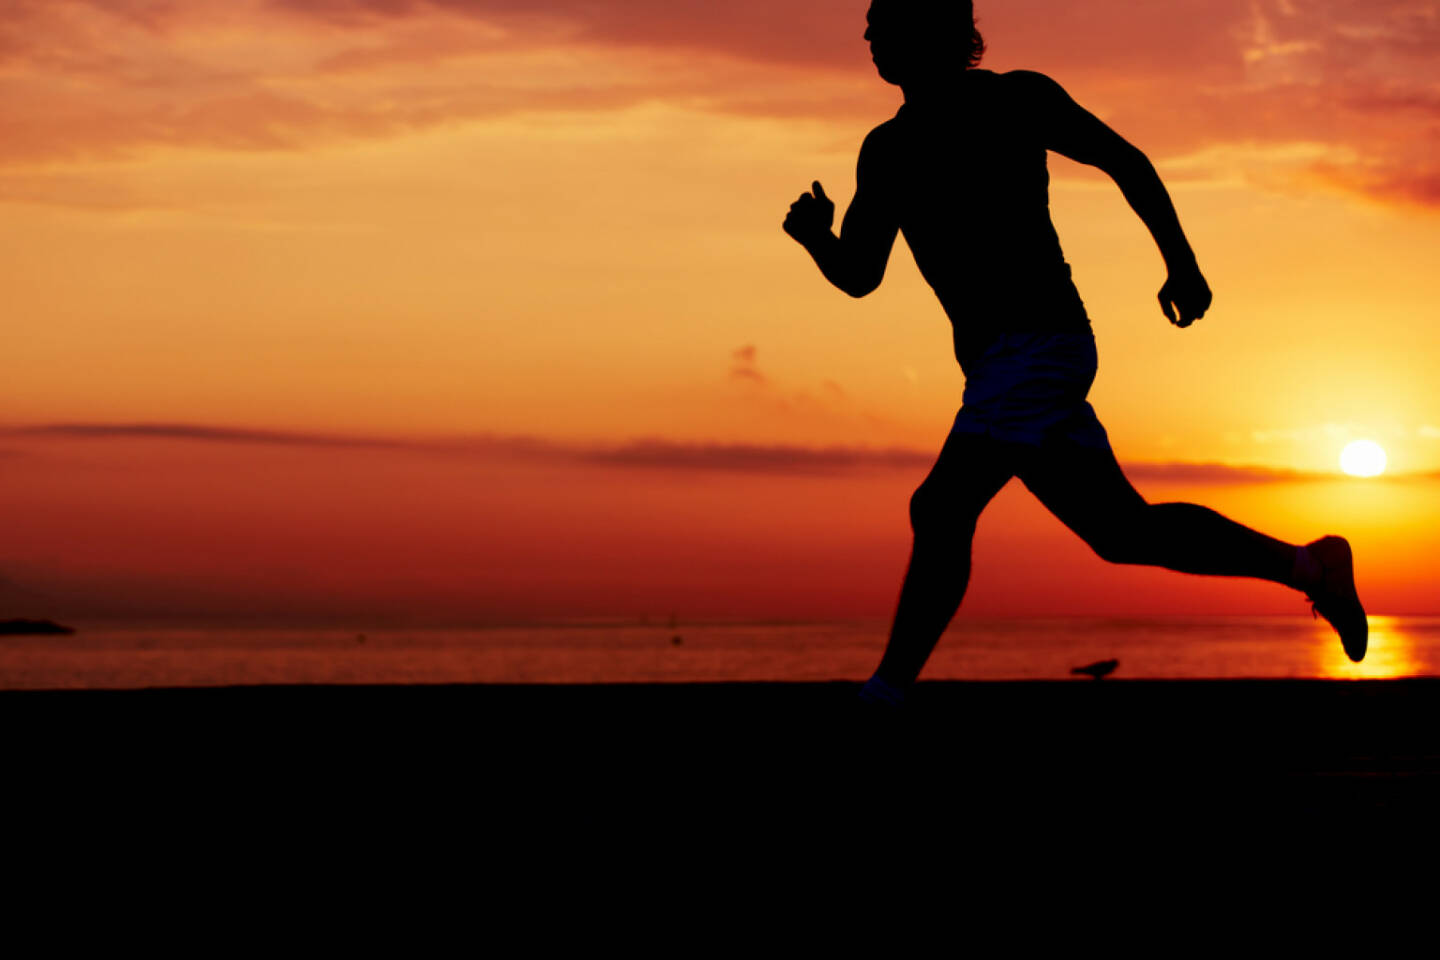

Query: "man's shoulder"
<box><xmin>994</xmin><ymin>68</ymin><xmax>1053</xmax><ymax>83</ymax></box>
<box><xmin>865</xmin><ymin>115</ymin><xmax>902</xmax><ymax>141</ymax></box>
<box><xmin>860</xmin><ymin>116</ymin><xmax>902</xmax><ymax>161</ymax></box>
<box><xmin>993</xmin><ymin>69</ymin><xmax>1067</xmax><ymax>101</ymax></box>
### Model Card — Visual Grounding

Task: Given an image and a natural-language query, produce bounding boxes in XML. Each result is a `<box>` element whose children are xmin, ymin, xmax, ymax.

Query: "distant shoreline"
<box><xmin>0</xmin><ymin>618</ymin><xmax>74</xmax><ymax>636</ymax></box>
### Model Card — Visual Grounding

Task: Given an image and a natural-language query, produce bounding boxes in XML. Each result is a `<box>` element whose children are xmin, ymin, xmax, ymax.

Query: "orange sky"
<box><xmin>2</xmin><ymin>0</ymin><xmax>1438</xmax><ymax>624</ymax></box>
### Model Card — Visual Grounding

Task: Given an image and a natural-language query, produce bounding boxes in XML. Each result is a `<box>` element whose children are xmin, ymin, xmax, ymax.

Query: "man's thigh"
<box><xmin>911</xmin><ymin>430</ymin><xmax>1019</xmax><ymax>529</ymax></box>
<box><xmin>1014</xmin><ymin>435</ymin><xmax>1147</xmax><ymax>540</ymax></box>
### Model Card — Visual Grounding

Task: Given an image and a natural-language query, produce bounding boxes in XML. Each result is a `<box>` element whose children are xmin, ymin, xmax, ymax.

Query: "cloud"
<box><xmin>0</xmin><ymin>171</ymin><xmax>187</xmax><ymax>211</ymax></box>
<box><xmin>1122</xmin><ymin>461</ymin><xmax>1316</xmax><ymax>485</ymax></box>
<box><xmin>0</xmin><ymin>0</ymin><xmax>883</xmax><ymax>168</ymax></box>
<box><xmin>580</xmin><ymin>438</ymin><xmax>931</xmax><ymax>473</ymax></box>
<box><xmin>729</xmin><ymin>344</ymin><xmax>767</xmax><ymax>385</ymax></box>
<box><xmin>1053</xmin><ymin>0</ymin><xmax>1440</xmax><ymax>209</ymax></box>
<box><xmin>6</xmin><ymin>421</ymin><xmax>923</xmax><ymax>473</ymax></box>
<box><xmin>270</xmin><ymin>0</ymin><xmax>869</xmax><ymax>71</ymax></box>
<box><xmin>6</xmin><ymin>421</ymin><xmax>1377</xmax><ymax>481</ymax></box>
<box><xmin>1310</xmin><ymin>160</ymin><xmax>1440</xmax><ymax>207</ymax></box>
<box><xmin>11</xmin><ymin>422</ymin><xmax>413</xmax><ymax>447</ymax></box>
<box><xmin>5</xmin><ymin>422</ymin><xmax>571</xmax><ymax>459</ymax></box>
<box><xmin>0</xmin><ymin>0</ymin><xmax>1435</xmax><ymax>210</ymax></box>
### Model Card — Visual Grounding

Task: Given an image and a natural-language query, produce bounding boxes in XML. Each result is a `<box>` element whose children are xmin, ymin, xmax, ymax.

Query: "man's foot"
<box><xmin>857</xmin><ymin>674</ymin><xmax>909</xmax><ymax>709</ymax></box>
<box><xmin>1299</xmin><ymin>536</ymin><xmax>1367</xmax><ymax>662</ymax></box>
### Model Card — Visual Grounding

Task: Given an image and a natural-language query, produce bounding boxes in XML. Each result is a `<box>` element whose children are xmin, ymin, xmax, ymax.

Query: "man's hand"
<box><xmin>1158</xmin><ymin>263</ymin><xmax>1212</xmax><ymax>328</ymax></box>
<box><xmin>783</xmin><ymin>181</ymin><xmax>835</xmax><ymax>248</ymax></box>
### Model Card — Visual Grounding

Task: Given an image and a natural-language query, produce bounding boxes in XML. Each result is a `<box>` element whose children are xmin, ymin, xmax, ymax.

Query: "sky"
<box><xmin>2</xmin><ymin>0</ymin><xmax>1438</xmax><ymax>625</ymax></box>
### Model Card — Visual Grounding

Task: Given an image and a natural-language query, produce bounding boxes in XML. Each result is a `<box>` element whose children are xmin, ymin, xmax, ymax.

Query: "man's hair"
<box><xmin>883</xmin><ymin>0</ymin><xmax>986</xmax><ymax>67</ymax></box>
<box><xmin>956</xmin><ymin>1</ymin><xmax>986</xmax><ymax>68</ymax></box>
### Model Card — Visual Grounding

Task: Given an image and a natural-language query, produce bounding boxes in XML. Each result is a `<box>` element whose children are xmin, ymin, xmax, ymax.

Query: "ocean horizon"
<box><xmin>2</xmin><ymin>614</ymin><xmax>1437</xmax><ymax>689</ymax></box>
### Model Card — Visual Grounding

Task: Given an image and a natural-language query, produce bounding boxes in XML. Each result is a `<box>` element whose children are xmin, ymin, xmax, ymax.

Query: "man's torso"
<box><xmin>868</xmin><ymin>69</ymin><xmax>1090</xmax><ymax>370</ymax></box>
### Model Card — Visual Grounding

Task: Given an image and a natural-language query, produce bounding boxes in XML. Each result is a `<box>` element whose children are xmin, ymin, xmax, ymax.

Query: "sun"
<box><xmin>1340</xmin><ymin>440</ymin><xmax>1387</xmax><ymax>477</ymax></box>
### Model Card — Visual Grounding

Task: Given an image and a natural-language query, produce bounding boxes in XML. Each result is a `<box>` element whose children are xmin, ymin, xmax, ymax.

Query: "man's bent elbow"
<box><xmin>836</xmin><ymin>269</ymin><xmax>884</xmax><ymax>298</ymax></box>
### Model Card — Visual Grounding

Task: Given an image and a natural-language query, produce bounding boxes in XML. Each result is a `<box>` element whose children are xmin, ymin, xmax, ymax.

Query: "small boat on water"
<box><xmin>0</xmin><ymin>618</ymin><xmax>76</xmax><ymax>635</ymax></box>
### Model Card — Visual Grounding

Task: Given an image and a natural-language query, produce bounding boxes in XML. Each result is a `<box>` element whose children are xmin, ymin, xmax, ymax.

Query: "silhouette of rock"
<box><xmin>0</xmin><ymin>618</ymin><xmax>76</xmax><ymax>636</ymax></box>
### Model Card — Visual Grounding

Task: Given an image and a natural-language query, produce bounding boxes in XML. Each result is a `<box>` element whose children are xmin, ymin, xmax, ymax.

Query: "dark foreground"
<box><xmin>7</xmin><ymin>679</ymin><xmax>1438</xmax><ymax>842</ymax></box>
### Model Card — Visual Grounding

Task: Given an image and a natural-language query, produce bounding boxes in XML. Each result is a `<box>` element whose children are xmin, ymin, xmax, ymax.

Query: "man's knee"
<box><xmin>1084</xmin><ymin>504</ymin><xmax>1155</xmax><ymax>564</ymax></box>
<box><xmin>908</xmin><ymin>481</ymin><xmax>979</xmax><ymax>537</ymax></box>
<box><xmin>1090</xmin><ymin>536</ymin><xmax>1143</xmax><ymax>565</ymax></box>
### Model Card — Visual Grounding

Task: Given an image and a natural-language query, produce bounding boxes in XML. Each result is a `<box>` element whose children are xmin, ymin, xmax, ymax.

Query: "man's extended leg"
<box><xmin>1016</xmin><ymin>440</ymin><xmax>1295</xmax><ymax>581</ymax></box>
<box><xmin>1015</xmin><ymin>437</ymin><xmax>1367</xmax><ymax>658</ymax></box>
<box><xmin>864</xmin><ymin>432</ymin><xmax>1015</xmax><ymax>703</ymax></box>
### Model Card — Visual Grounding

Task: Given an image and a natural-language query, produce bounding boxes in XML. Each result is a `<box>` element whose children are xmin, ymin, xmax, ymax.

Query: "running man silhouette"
<box><xmin>782</xmin><ymin>1</ymin><xmax>1368</xmax><ymax>706</ymax></box>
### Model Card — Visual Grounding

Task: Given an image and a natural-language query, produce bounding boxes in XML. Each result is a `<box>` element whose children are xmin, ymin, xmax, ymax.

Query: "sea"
<box><xmin>2</xmin><ymin>615</ymin><xmax>1437</xmax><ymax>689</ymax></box>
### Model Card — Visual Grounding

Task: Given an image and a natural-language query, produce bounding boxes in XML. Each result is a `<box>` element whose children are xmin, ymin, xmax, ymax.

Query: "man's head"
<box><xmin>864</xmin><ymin>1</ymin><xmax>985</xmax><ymax>87</ymax></box>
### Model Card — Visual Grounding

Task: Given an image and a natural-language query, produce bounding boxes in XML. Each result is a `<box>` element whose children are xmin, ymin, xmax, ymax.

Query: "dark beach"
<box><xmin>7</xmin><ymin>679</ymin><xmax>1437</xmax><ymax>843</ymax></box>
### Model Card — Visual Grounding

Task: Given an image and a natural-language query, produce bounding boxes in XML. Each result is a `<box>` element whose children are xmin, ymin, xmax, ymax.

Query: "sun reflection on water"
<box><xmin>1312</xmin><ymin>615</ymin><xmax>1424</xmax><ymax>678</ymax></box>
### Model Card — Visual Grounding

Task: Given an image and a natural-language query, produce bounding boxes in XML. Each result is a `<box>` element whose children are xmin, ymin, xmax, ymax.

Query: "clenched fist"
<box><xmin>783</xmin><ymin>181</ymin><xmax>834</xmax><ymax>247</ymax></box>
<box><xmin>1158</xmin><ymin>262</ymin><xmax>1212</xmax><ymax>328</ymax></box>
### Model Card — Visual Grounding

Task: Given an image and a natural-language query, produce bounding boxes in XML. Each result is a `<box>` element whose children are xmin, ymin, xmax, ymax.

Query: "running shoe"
<box><xmin>1303</xmin><ymin>536</ymin><xmax>1367</xmax><ymax>662</ymax></box>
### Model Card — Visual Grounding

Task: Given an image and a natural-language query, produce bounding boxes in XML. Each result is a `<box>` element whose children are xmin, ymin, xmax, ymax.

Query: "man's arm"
<box><xmin>782</xmin><ymin>127</ymin><xmax>900</xmax><ymax>298</ymax></box>
<box><xmin>1013</xmin><ymin>70</ymin><xmax>1212</xmax><ymax>327</ymax></box>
